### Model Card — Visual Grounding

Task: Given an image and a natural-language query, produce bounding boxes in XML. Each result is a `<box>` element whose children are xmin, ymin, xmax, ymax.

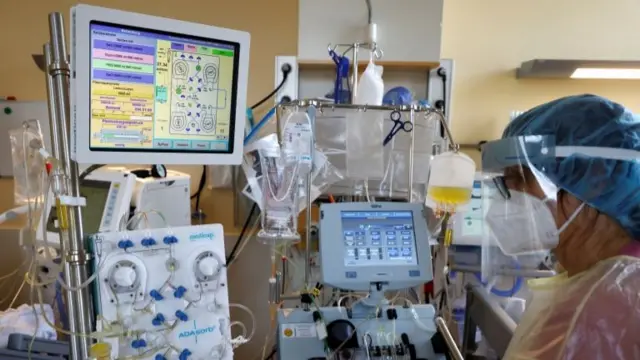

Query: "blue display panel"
<box><xmin>341</xmin><ymin>211</ymin><xmax>418</xmax><ymax>267</ymax></box>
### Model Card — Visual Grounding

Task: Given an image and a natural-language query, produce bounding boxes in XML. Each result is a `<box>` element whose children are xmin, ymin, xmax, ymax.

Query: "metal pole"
<box><xmin>435</xmin><ymin>317</ymin><xmax>464</xmax><ymax>360</ymax></box>
<box><xmin>47</xmin><ymin>13</ymin><xmax>92</xmax><ymax>359</ymax></box>
<box><xmin>302</xmin><ymin>105</ymin><xmax>316</xmax><ymax>311</ymax></box>
<box><xmin>351</xmin><ymin>44</ymin><xmax>359</xmax><ymax>103</ymax></box>
<box><xmin>408</xmin><ymin>109</ymin><xmax>415</xmax><ymax>202</ymax></box>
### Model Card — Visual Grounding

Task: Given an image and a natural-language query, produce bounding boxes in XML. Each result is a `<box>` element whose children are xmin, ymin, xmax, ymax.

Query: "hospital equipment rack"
<box><xmin>274</xmin><ymin>99</ymin><xmax>458</xmax><ymax>311</ymax></box>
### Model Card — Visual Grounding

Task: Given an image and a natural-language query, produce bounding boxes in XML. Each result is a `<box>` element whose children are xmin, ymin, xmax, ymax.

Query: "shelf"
<box><xmin>297</xmin><ymin>60</ymin><xmax>440</xmax><ymax>71</ymax></box>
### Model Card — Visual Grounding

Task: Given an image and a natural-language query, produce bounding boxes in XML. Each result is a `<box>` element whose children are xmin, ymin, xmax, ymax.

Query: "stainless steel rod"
<box><xmin>351</xmin><ymin>44</ymin><xmax>359</xmax><ymax>103</ymax></box>
<box><xmin>435</xmin><ymin>317</ymin><xmax>464</xmax><ymax>360</ymax></box>
<box><xmin>47</xmin><ymin>13</ymin><xmax>92</xmax><ymax>359</ymax></box>
<box><xmin>408</xmin><ymin>109</ymin><xmax>415</xmax><ymax>202</ymax></box>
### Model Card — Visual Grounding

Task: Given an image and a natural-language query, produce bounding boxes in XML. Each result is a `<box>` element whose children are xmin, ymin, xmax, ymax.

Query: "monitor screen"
<box><xmin>46</xmin><ymin>180</ymin><xmax>112</xmax><ymax>236</ymax></box>
<box><xmin>461</xmin><ymin>180</ymin><xmax>484</xmax><ymax>237</ymax></box>
<box><xmin>88</xmin><ymin>21</ymin><xmax>240</xmax><ymax>154</ymax></box>
<box><xmin>341</xmin><ymin>211</ymin><xmax>418</xmax><ymax>267</ymax></box>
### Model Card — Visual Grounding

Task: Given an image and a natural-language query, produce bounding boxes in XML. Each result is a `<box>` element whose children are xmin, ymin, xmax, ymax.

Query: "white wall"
<box><xmin>298</xmin><ymin>0</ymin><xmax>444</xmax><ymax>62</ymax></box>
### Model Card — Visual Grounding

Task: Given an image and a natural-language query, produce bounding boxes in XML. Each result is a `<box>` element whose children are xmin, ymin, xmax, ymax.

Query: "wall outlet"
<box><xmin>274</xmin><ymin>56</ymin><xmax>299</xmax><ymax>104</ymax></box>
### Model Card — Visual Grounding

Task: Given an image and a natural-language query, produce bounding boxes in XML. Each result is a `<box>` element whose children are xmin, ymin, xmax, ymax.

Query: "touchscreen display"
<box><xmin>341</xmin><ymin>211</ymin><xmax>418</xmax><ymax>267</ymax></box>
<box><xmin>89</xmin><ymin>21</ymin><xmax>240</xmax><ymax>153</ymax></box>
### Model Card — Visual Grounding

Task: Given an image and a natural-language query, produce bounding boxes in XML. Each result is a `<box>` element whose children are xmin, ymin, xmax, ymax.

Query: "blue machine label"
<box><xmin>178</xmin><ymin>321</ymin><xmax>216</xmax><ymax>342</ymax></box>
<box><xmin>189</xmin><ymin>232</ymin><xmax>215</xmax><ymax>241</ymax></box>
<box><xmin>409</xmin><ymin>270</ymin><xmax>420</xmax><ymax>277</ymax></box>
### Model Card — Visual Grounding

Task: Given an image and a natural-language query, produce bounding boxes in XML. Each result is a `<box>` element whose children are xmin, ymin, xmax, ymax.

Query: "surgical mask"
<box><xmin>485</xmin><ymin>190</ymin><xmax>585</xmax><ymax>256</ymax></box>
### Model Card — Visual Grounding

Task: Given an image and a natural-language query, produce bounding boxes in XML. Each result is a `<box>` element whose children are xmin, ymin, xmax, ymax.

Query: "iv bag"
<box><xmin>9</xmin><ymin>120</ymin><xmax>47</xmax><ymax>205</ymax></box>
<box><xmin>346</xmin><ymin>111</ymin><xmax>384</xmax><ymax>179</ymax></box>
<box><xmin>257</xmin><ymin>146</ymin><xmax>301</xmax><ymax>244</ymax></box>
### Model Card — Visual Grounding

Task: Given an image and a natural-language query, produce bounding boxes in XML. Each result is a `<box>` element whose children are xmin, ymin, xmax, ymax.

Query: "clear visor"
<box><xmin>479</xmin><ymin>136</ymin><xmax>559</xmax><ymax>278</ymax></box>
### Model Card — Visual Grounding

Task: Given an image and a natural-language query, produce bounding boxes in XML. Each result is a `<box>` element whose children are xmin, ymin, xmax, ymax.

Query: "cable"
<box><xmin>79</xmin><ymin>164</ymin><xmax>105</xmax><ymax>180</ymax></box>
<box><xmin>365</xmin><ymin>0</ymin><xmax>373</xmax><ymax>24</ymax></box>
<box><xmin>226</xmin><ymin>203</ymin><xmax>258</xmax><ymax>265</ymax></box>
<box><xmin>263</xmin><ymin>346</ymin><xmax>276</xmax><ymax>360</ymax></box>
<box><xmin>250</xmin><ymin>63</ymin><xmax>292</xmax><ymax>110</ymax></box>
<box><xmin>191</xmin><ymin>165</ymin><xmax>207</xmax><ymax>214</ymax></box>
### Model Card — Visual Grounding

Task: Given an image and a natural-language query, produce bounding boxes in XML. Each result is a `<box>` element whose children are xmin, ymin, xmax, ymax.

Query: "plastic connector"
<box><xmin>150</xmin><ymin>290</ymin><xmax>164</xmax><ymax>301</ymax></box>
<box><xmin>141</xmin><ymin>237</ymin><xmax>157</xmax><ymax>247</ymax></box>
<box><xmin>117</xmin><ymin>239</ymin><xmax>134</xmax><ymax>250</ymax></box>
<box><xmin>131</xmin><ymin>339</ymin><xmax>147</xmax><ymax>349</ymax></box>
<box><xmin>163</xmin><ymin>235</ymin><xmax>178</xmax><ymax>245</ymax></box>
<box><xmin>174</xmin><ymin>286</ymin><xmax>187</xmax><ymax>299</ymax></box>
<box><xmin>152</xmin><ymin>313</ymin><xmax>165</xmax><ymax>326</ymax></box>
<box><xmin>367</xmin><ymin>23</ymin><xmax>378</xmax><ymax>44</ymax></box>
<box><xmin>155</xmin><ymin>355</ymin><xmax>167</xmax><ymax>360</ymax></box>
<box><xmin>175</xmin><ymin>310</ymin><xmax>188</xmax><ymax>321</ymax></box>
<box><xmin>179</xmin><ymin>349</ymin><xmax>192</xmax><ymax>360</ymax></box>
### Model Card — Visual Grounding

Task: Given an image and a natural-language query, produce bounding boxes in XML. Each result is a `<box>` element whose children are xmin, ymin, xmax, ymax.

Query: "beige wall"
<box><xmin>443</xmin><ymin>0</ymin><xmax>640</xmax><ymax>153</ymax></box>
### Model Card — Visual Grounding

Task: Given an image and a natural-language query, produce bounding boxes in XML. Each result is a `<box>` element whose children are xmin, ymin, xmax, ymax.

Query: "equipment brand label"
<box><xmin>178</xmin><ymin>324</ymin><xmax>216</xmax><ymax>340</ymax></box>
<box><xmin>189</xmin><ymin>232</ymin><xmax>214</xmax><ymax>241</ymax></box>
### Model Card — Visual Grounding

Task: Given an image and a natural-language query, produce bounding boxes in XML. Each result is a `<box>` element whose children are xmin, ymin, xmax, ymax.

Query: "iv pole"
<box><xmin>44</xmin><ymin>13</ymin><xmax>93</xmax><ymax>359</ymax></box>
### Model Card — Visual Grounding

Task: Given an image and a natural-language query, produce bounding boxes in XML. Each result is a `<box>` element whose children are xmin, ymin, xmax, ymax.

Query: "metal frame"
<box><xmin>461</xmin><ymin>278</ymin><xmax>517</xmax><ymax>359</ymax></box>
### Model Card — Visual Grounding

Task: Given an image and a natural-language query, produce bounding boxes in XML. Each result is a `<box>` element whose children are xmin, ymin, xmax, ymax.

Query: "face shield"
<box><xmin>480</xmin><ymin>136</ymin><xmax>570</xmax><ymax>277</ymax></box>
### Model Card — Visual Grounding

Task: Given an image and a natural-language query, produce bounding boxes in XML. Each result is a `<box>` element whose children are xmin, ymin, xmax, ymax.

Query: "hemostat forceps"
<box><xmin>383</xmin><ymin>110</ymin><xmax>413</xmax><ymax>146</ymax></box>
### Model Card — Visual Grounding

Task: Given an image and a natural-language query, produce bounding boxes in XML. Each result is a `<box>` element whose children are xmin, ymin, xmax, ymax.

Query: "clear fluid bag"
<box><xmin>257</xmin><ymin>146</ymin><xmax>301</xmax><ymax>244</ymax></box>
<box><xmin>9</xmin><ymin>120</ymin><xmax>46</xmax><ymax>205</ymax></box>
<box><xmin>346</xmin><ymin>110</ymin><xmax>384</xmax><ymax>179</ymax></box>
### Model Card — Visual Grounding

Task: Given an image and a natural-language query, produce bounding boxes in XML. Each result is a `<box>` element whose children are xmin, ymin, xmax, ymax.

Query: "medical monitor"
<box><xmin>319</xmin><ymin>202</ymin><xmax>433</xmax><ymax>291</ymax></box>
<box><xmin>37</xmin><ymin>170</ymin><xmax>136</xmax><ymax>246</ymax></box>
<box><xmin>71</xmin><ymin>5</ymin><xmax>250</xmax><ymax>165</ymax></box>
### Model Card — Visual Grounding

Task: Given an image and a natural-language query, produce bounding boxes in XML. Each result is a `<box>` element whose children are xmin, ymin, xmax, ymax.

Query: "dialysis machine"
<box><xmin>27</xmin><ymin>2</ymin><xmax>251</xmax><ymax>359</ymax></box>
<box><xmin>277</xmin><ymin>202</ymin><xmax>446</xmax><ymax>360</ymax></box>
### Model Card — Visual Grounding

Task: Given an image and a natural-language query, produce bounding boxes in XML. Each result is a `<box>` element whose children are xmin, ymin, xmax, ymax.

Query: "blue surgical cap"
<box><xmin>503</xmin><ymin>94</ymin><xmax>640</xmax><ymax>239</ymax></box>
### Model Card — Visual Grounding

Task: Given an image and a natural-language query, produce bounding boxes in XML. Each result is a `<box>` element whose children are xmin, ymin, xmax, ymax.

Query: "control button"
<box><xmin>386</xmin><ymin>231</ymin><xmax>395</xmax><ymax>236</ymax></box>
<box><xmin>401</xmin><ymin>247</ymin><xmax>412</xmax><ymax>256</ymax></box>
<box><xmin>344</xmin><ymin>240</ymin><xmax>355</xmax><ymax>246</ymax></box>
<box><xmin>198</xmin><ymin>257</ymin><xmax>218</xmax><ymax>277</ymax></box>
<box><xmin>113</xmin><ymin>266</ymin><xmax>137</xmax><ymax>287</ymax></box>
<box><xmin>401</xmin><ymin>231</ymin><xmax>412</xmax><ymax>235</ymax></box>
<box><xmin>358</xmin><ymin>248</ymin><xmax>367</xmax><ymax>257</ymax></box>
<box><xmin>387</xmin><ymin>235</ymin><xmax>396</xmax><ymax>240</ymax></box>
<box><xmin>387</xmin><ymin>240</ymin><xmax>397</xmax><ymax>246</ymax></box>
<box><xmin>388</xmin><ymin>248</ymin><xmax>399</xmax><ymax>258</ymax></box>
<box><xmin>356</xmin><ymin>240</ymin><xmax>366</xmax><ymax>246</ymax></box>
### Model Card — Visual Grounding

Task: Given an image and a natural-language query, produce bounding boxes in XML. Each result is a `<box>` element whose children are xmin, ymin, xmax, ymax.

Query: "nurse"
<box><xmin>480</xmin><ymin>94</ymin><xmax>640</xmax><ymax>359</ymax></box>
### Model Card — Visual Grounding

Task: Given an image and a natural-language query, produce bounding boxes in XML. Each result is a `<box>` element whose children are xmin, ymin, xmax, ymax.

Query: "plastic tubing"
<box><xmin>244</xmin><ymin>106</ymin><xmax>276</xmax><ymax>145</ymax></box>
<box><xmin>229</xmin><ymin>303</ymin><xmax>256</xmax><ymax>343</ymax></box>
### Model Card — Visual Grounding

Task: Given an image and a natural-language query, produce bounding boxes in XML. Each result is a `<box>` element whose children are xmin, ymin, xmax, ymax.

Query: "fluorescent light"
<box><xmin>571</xmin><ymin>68</ymin><xmax>640</xmax><ymax>79</ymax></box>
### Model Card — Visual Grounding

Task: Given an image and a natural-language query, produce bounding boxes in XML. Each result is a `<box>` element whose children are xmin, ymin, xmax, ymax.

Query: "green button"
<box><xmin>3</xmin><ymin>107</ymin><xmax>11</xmax><ymax>115</ymax></box>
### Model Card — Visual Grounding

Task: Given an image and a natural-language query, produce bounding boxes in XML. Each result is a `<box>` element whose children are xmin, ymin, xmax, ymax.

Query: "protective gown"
<box><xmin>503</xmin><ymin>255</ymin><xmax>640</xmax><ymax>360</ymax></box>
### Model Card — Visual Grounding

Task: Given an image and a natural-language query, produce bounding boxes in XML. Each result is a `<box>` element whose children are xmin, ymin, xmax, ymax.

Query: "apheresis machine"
<box><xmin>277</xmin><ymin>202</ymin><xmax>444</xmax><ymax>360</ymax></box>
<box><xmin>1</xmin><ymin>3</ymin><xmax>251</xmax><ymax>360</ymax></box>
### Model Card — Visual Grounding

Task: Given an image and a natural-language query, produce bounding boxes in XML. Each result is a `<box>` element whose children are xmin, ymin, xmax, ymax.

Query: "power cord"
<box><xmin>192</xmin><ymin>63</ymin><xmax>293</xmax><ymax>214</ymax></box>
<box><xmin>251</xmin><ymin>63</ymin><xmax>293</xmax><ymax>110</ymax></box>
<box><xmin>435</xmin><ymin>67</ymin><xmax>447</xmax><ymax>138</ymax></box>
